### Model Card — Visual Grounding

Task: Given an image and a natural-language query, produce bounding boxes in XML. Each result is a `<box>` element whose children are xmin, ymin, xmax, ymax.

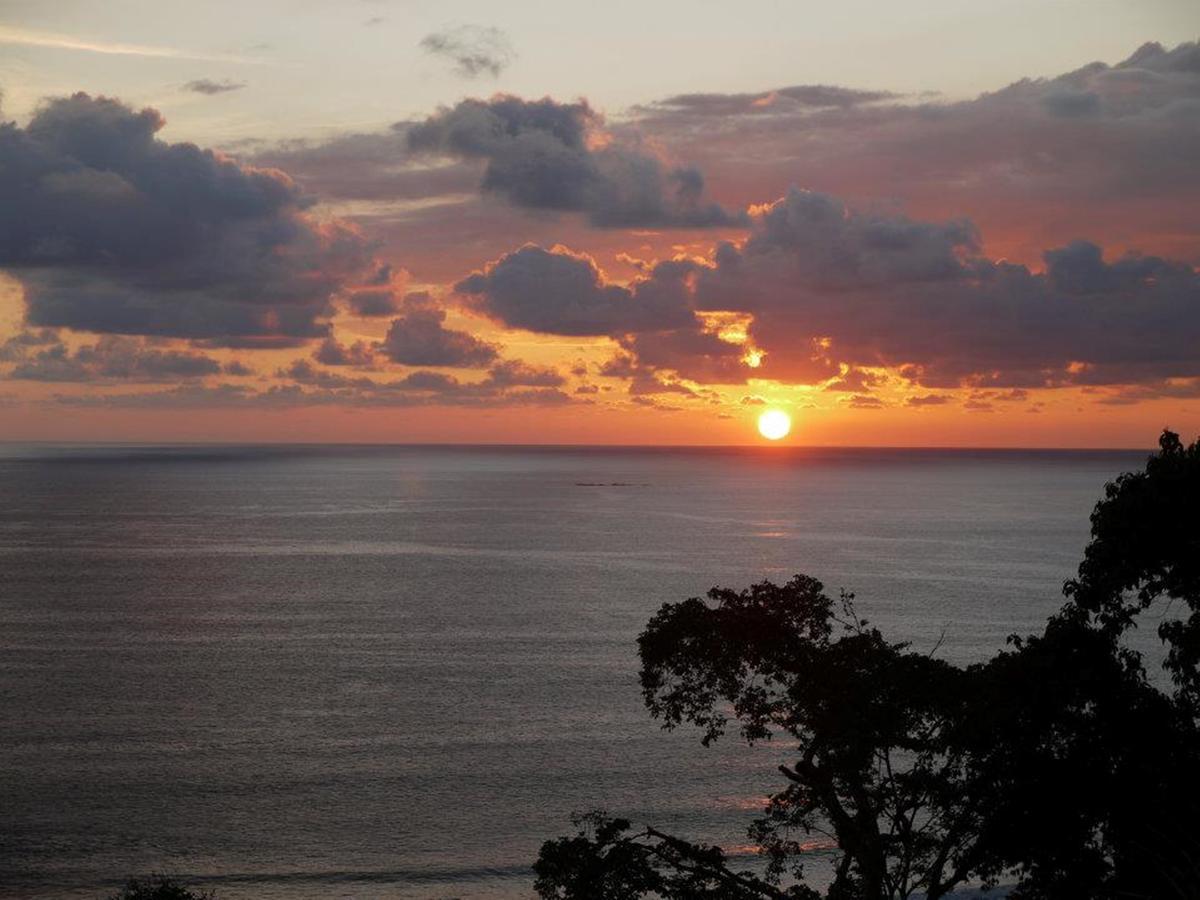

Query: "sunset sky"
<box><xmin>0</xmin><ymin>0</ymin><xmax>1197</xmax><ymax>446</ymax></box>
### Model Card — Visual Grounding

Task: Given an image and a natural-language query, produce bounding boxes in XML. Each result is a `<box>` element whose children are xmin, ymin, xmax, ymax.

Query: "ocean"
<box><xmin>0</xmin><ymin>444</ymin><xmax>1153</xmax><ymax>898</ymax></box>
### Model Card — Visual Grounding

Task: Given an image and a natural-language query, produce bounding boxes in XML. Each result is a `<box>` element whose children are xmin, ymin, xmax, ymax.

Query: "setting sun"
<box><xmin>757</xmin><ymin>409</ymin><xmax>792</xmax><ymax>441</ymax></box>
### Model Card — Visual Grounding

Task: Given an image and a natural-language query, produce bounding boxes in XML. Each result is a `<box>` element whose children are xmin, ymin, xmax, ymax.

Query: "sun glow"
<box><xmin>757</xmin><ymin>409</ymin><xmax>792</xmax><ymax>441</ymax></box>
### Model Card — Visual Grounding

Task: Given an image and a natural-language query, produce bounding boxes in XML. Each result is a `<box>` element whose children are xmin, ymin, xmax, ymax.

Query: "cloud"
<box><xmin>0</xmin><ymin>92</ymin><xmax>384</xmax><ymax>344</ymax></box>
<box><xmin>682</xmin><ymin>189</ymin><xmax>1200</xmax><ymax>389</ymax></box>
<box><xmin>629</xmin><ymin>395</ymin><xmax>684</xmax><ymax>412</ymax></box>
<box><xmin>183</xmin><ymin>79</ymin><xmax>246</xmax><ymax>96</ymax></box>
<box><xmin>0</xmin><ymin>24</ymin><xmax>256</xmax><ymax>62</ymax></box>
<box><xmin>237</xmin><ymin>39</ymin><xmax>1200</xmax><ymax>305</ymax></box>
<box><xmin>408</xmin><ymin>95</ymin><xmax>744</xmax><ymax>227</ymax></box>
<box><xmin>696</xmin><ymin>190</ymin><xmax>1200</xmax><ymax>388</ymax></box>
<box><xmin>345</xmin><ymin>288</ymin><xmax>400</xmax><ymax>317</ymax></box>
<box><xmin>845</xmin><ymin>394</ymin><xmax>886</xmax><ymax>409</ymax></box>
<box><xmin>631</xmin><ymin>40</ymin><xmax>1200</xmax><ymax>263</ymax></box>
<box><xmin>905</xmin><ymin>394</ymin><xmax>952</xmax><ymax>407</ymax></box>
<box><xmin>455</xmin><ymin>244</ymin><xmax>695</xmax><ymax>336</ymax></box>
<box><xmin>628</xmin><ymin>370</ymin><xmax>696</xmax><ymax>397</ymax></box>
<box><xmin>0</xmin><ymin>328</ymin><xmax>58</xmax><ymax>361</ymax></box>
<box><xmin>616</xmin><ymin>322</ymin><xmax>750</xmax><ymax>383</ymax></box>
<box><xmin>4</xmin><ymin>334</ymin><xmax>223</xmax><ymax>382</ymax></box>
<box><xmin>54</xmin><ymin>383</ymin><xmax>259</xmax><ymax>408</ymax></box>
<box><xmin>636</xmin><ymin>85</ymin><xmax>898</xmax><ymax>119</ymax></box>
<box><xmin>483</xmin><ymin>359</ymin><xmax>565</xmax><ymax>387</ymax></box>
<box><xmin>377</xmin><ymin>295</ymin><xmax>499</xmax><ymax>366</ymax></box>
<box><xmin>453</xmin><ymin>186</ymin><xmax>1199</xmax><ymax>393</ymax></box>
<box><xmin>420</xmin><ymin>25</ymin><xmax>515</xmax><ymax>79</ymax></box>
<box><xmin>1092</xmin><ymin>378</ymin><xmax>1200</xmax><ymax>405</ymax></box>
<box><xmin>824</xmin><ymin>368</ymin><xmax>885</xmax><ymax>393</ymax></box>
<box><xmin>313</xmin><ymin>336</ymin><xmax>375</xmax><ymax>367</ymax></box>
<box><xmin>251</xmin><ymin>130</ymin><xmax>476</xmax><ymax>205</ymax></box>
<box><xmin>61</xmin><ymin>361</ymin><xmax>581</xmax><ymax>409</ymax></box>
<box><xmin>342</xmin><ymin>265</ymin><xmax>407</xmax><ymax>317</ymax></box>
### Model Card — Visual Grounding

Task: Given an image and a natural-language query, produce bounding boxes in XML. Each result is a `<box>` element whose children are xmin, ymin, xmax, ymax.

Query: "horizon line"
<box><xmin>0</xmin><ymin>439</ymin><xmax>1157</xmax><ymax>453</ymax></box>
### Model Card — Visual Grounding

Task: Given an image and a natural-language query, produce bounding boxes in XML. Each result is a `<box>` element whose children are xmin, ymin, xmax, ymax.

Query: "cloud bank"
<box><xmin>0</xmin><ymin>93</ymin><xmax>391</xmax><ymax>345</ymax></box>
<box><xmin>632</xmin><ymin>40</ymin><xmax>1200</xmax><ymax>262</ymax></box>
<box><xmin>456</xmin><ymin>187</ymin><xmax>1200</xmax><ymax>392</ymax></box>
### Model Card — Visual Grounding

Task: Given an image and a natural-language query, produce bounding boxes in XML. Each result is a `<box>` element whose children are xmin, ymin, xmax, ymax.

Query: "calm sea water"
<box><xmin>0</xmin><ymin>444</ymin><xmax>1152</xmax><ymax>899</ymax></box>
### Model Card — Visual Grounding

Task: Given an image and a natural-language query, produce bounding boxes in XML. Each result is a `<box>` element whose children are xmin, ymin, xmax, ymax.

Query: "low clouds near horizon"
<box><xmin>454</xmin><ymin>188</ymin><xmax>1200</xmax><ymax>395</ymax></box>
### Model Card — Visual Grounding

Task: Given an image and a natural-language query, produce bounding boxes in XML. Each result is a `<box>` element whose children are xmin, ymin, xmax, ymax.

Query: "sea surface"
<box><xmin>0</xmin><ymin>444</ymin><xmax>1156</xmax><ymax>899</ymax></box>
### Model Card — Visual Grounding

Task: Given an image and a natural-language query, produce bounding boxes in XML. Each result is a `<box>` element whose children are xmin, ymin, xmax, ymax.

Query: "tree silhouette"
<box><xmin>536</xmin><ymin>431</ymin><xmax>1200</xmax><ymax>899</ymax></box>
<box><xmin>1065</xmin><ymin>429</ymin><xmax>1200</xmax><ymax>712</ymax></box>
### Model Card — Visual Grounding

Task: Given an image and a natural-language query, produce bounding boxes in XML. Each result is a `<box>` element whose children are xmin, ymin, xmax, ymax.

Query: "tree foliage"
<box><xmin>1065</xmin><ymin>429</ymin><xmax>1200</xmax><ymax>711</ymax></box>
<box><xmin>536</xmin><ymin>431</ymin><xmax>1200</xmax><ymax>899</ymax></box>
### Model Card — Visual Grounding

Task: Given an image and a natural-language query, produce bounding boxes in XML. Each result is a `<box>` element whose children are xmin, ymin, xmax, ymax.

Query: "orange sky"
<box><xmin>0</xmin><ymin>23</ymin><xmax>1198</xmax><ymax>446</ymax></box>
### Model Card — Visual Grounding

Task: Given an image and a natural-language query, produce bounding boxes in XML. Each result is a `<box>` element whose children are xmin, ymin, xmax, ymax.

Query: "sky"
<box><xmin>0</xmin><ymin>0</ymin><xmax>1197</xmax><ymax>446</ymax></box>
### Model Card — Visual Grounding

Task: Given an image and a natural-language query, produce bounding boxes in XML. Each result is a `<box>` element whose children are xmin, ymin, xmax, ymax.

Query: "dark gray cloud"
<box><xmin>483</xmin><ymin>359</ymin><xmax>564</xmax><ymax>387</ymax></box>
<box><xmin>343</xmin><ymin>265</ymin><xmax>406</xmax><ymax>317</ymax></box>
<box><xmin>183</xmin><ymin>79</ymin><xmax>246</xmax><ymax>96</ymax></box>
<box><xmin>419</xmin><ymin>25</ymin><xmax>515</xmax><ymax>79</ymax></box>
<box><xmin>0</xmin><ymin>92</ymin><xmax>383</xmax><ymax>343</ymax></box>
<box><xmin>313</xmin><ymin>336</ymin><xmax>375</xmax><ymax>367</ymax></box>
<box><xmin>455</xmin><ymin>244</ymin><xmax>695</xmax><ymax>336</ymax></box>
<box><xmin>408</xmin><ymin>95</ymin><xmax>744</xmax><ymax>227</ymax></box>
<box><xmin>377</xmin><ymin>295</ymin><xmax>499</xmax><ymax>366</ymax></box>
<box><xmin>616</xmin><ymin>323</ymin><xmax>749</xmax><ymax>384</ymax></box>
<box><xmin>597</xmin><ymin>353</ymin><xmax>702</xmax><ymax>397</ymax></box>
<box><xmin>345</xmin><ymin>287</ymin><xmax>400</xmax><ymax>317</ymax></box>
<box><xmin>4</xmin><ymin>334</ymin><xmax>223</xmax><ymax>382</ymax></box>
<box><xmin>739</xmin><ymin>188</ymin><xmax>979</xmax><ymax>284</ymax></box>
<box><xmin>223</xmin><ymin>360</ymin><xmax>255</xmax><ymax>376</ymax></box>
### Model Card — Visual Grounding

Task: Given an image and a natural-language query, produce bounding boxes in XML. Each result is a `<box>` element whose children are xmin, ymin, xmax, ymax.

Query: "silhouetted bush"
<box><xmin>536</xmin><ymin>430</ymin><xmax>1200</xmax><ymax>899</ymax></box>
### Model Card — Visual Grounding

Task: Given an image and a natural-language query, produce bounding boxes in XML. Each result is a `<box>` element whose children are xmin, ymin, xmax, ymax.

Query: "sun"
<box><xmin>757</xmin><ymin>409</ymin><xmax>792</xmax><ymax>441</ymax></box>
